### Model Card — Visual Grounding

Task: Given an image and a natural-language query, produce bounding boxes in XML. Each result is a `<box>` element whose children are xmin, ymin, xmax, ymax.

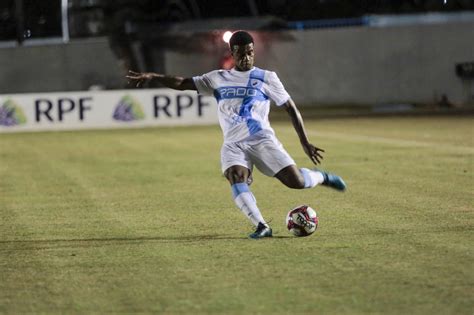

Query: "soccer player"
<box><xmin>126</xmin><ymin>31</ymin><xmax>346</xmax><ymax>239</ymax></box>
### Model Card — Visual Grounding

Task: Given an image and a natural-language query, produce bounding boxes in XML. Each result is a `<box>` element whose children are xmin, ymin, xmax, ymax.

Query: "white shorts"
<box><xmin>221</xmin><ymin>133</ymin><xmax>296</xmax><ymax>177</ymax></box>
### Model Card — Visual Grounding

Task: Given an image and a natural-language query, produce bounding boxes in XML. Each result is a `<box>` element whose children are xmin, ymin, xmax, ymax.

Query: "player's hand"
<box><xmin>126</xmin><ymin>70</ymin><xmax>155</xmax><ymax>87</ymax></box>
<box><xmin>302</xmin><ymin>143</ymin><xmax>324</xmax><ymax>165</ymax></box>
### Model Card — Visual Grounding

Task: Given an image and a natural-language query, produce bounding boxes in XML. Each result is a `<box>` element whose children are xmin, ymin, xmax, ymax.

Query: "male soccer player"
<box><xmin>126</xmin><ymin>31</ymin><xmax>346</xmax><ymax>239</ymax></box>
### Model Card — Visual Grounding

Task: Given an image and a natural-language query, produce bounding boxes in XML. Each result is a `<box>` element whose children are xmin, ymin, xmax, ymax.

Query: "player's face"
<box><xmin>231</xmin><ymin>43</ymin><xmax>254</xmax><ymax>71</ymax></box>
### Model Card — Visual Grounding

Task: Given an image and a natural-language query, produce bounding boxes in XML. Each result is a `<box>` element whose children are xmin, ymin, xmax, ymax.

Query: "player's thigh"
<box><xmin>250</xmin><ymin>136</ymin><xmax>296</xmax><ymax>177</ymax></box>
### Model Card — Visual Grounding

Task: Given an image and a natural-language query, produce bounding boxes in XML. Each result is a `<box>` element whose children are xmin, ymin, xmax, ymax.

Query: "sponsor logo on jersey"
<box><xmin>0</xmin><ymin>99</ymin><xmax>27</xmax><ymax>126</ymax></box>
<box><xmin>215</xmin><ymin>86</ymin><xmax>267</xmax><ymax>100</ymax></box>
<box><xmin>113</xmin><ymin>95</ymin><xmax>145</xmax><ymax>121</ymax></box>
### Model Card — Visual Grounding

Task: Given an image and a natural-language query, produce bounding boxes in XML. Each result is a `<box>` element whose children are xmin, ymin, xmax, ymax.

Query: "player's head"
<box><xmin>229</xmin><ymin>31</ymin><xmax>254</xmax><ymax>71</ymax></box>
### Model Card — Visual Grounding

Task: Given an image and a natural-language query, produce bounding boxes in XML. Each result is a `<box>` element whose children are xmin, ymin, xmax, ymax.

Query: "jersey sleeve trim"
<box><xmin>192</xmin><ymin>76</ymin><xmax>206</xmax><ymax>95</ymax></box>
<box><xmin>275</xmin><ymin>96</ymin><xmax>290</xmax><ymax>106</ymax></box>
<box><xmin>267</xmin><ymin>71</ymin><xmax>291</xmax><ymax>106</ymax></box>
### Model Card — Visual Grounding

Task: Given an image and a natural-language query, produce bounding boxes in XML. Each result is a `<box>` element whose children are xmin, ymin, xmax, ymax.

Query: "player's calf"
<box><xmin>275</xmin><ymin>165</ymin><xmax>306</xmax><ymax>189</ymax></box>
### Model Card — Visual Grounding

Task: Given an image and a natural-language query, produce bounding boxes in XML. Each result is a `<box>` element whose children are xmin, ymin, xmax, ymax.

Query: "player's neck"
<box><xmin>232</xmin><ymin>66</ymin><xmax>255</xmax><ymax>73</ymax></box>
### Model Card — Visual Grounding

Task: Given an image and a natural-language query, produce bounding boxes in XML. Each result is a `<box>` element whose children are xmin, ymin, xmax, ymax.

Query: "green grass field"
<box><xmin>1</xmin><ymin>116</ymin><xmax>473</xmax><ymax>314</ymax></box>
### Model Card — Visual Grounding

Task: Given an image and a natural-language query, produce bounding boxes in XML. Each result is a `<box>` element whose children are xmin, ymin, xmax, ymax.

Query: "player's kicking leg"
<box><xmin>275</xmin><ymin>165</ymin><xmax>346</xmax><ymax>191</ymax></box>
<box><xmin>225</xmin><ymin>165</ymin><xmax>272</xmax><ymax>239</ymax></box>
<box><xmin>317</xmin><ymin>169</ymin><xmax>347</xmax><ymax>191</ymax></box>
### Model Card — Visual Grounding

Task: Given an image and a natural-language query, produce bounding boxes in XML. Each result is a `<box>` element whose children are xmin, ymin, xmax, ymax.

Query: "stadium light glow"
<box><xmin>222</xmin><ymin>31</ymin><xmax>232</xmax><ymax>43</ymax></box>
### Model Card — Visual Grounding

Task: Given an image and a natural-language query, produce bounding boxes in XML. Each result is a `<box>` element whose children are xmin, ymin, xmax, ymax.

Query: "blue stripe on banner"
<box><xmin>231</xmin><ymin>183</ymin><xmax>250</xmax><ymax>198</ymax></box>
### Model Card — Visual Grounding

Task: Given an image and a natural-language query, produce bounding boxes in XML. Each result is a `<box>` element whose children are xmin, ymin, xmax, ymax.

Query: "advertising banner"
<box><xmin>0</xmin><ymin>88</ymin><xmax>218</xmax><ymax>133</ymax></box>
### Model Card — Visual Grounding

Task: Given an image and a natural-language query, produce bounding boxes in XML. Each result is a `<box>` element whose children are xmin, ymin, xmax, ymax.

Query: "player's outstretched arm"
<box><xmin>283</xmin><ymin>99</ymin><xmax>324</xmax><ymax>165</ymax></box>
<box><xmin>126</xmin><ymin>70</ymin><xmax>197</xmax><ymax>91</ymax></box>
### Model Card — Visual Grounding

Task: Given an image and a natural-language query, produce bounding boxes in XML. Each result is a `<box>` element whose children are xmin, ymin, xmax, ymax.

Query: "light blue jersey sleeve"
<box><xmin>193</xmin><ymin>71</ymin><xmax>218</xmax><ymax>96</ymax></box>
<box><xmin>266</xmin><ymin>71</ymin><xmax>291</xmax><ymax>106</ymax></box>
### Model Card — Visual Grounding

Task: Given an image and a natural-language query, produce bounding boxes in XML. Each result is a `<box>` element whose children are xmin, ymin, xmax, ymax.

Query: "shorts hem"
<box><xmin>268</xmin><ymin>162</ymin><xmax>296</xmax><ymax>177</ymax></box>
<box><xmin>221</xmin><ymin>163</ymin><xmax>252</xmax><ymax>175</ymax></box>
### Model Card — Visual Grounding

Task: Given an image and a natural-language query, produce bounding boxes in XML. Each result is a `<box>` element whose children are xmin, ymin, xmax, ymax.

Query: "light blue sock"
<box><xmin>231</xmin><ymin>183</ymin><xmax>266</xmax><ymax>226</ymax></box>
<box><xmin>300</xmin><ymin>168</ymin><xmax>325</xmax><ymax>188</ymax></box>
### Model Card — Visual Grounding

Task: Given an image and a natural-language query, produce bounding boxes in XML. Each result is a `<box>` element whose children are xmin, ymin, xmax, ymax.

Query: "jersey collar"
<box><xmin>230</xmin><ymin>67</ymin><xmax>256</xmax><ymax>76</ymax></box>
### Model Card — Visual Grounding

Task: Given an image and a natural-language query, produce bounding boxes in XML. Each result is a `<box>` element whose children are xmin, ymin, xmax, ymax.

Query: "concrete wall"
<box><xmin>1</xmin><ymin>21</ymin><xmax>473</xmax><ymax>106</ymax></box>
<box><xmin>165</xmin><ymin>21</ymin><xmax>474</xmax><ymax>106</ymax></box>
<box><xmin>0</xmin><ymin>38</ymin><xmax>124</xmax><ymax>94</ymax></box>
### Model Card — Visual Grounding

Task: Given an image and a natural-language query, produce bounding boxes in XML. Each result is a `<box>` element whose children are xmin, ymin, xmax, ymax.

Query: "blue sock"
<box><xmin>231</xmin><ymin>183</ymin><xmax>266</xmax><ymax>226</ymax></box>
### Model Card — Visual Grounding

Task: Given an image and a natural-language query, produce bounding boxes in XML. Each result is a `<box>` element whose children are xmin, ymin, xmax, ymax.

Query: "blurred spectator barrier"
<box><xmin>455</xmin><ymin>61</ymin><xmax>474</xmax><ymax>105</ymax></box>
<box><xmin>0</xmin><ymin>0</ymin><xmax>67</xmax><ymax>47</ymax></box>
<box><xmin>456</xmin><ymin>62</ymin><xmax>474</xmax><ymax>79</ymax></box>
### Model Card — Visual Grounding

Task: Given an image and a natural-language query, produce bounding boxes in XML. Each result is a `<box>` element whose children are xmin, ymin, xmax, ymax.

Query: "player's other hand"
<box><xmin>126</xmin><ymin>70</ymin><xmax>155</xmax><ymax>87</ymax></box>
<box><xmin>303</xmin><ymin>143</ymin><xmax>324</xmax><ymax>165</ymax></box>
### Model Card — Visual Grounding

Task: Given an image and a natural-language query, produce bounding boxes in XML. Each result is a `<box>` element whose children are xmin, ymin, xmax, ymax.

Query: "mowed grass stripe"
<box><xmin>272</xmin><ymin>117</ymin><xmax>473</xmax><ymax>313</ymax></box>
<box><xmin>1</xmin><ymin>137</ymin><xmax>113</xmax><ymax>311</ymax></box>
<box><xmin>0</xmin><ymin>129</ymin><xmax>226</xmax><ymax>312</ymax></box>
<box><xmin>3</xmin><ymin>133</ymin><xmax>140</xmax><ymax>240</ymax></box>
<box><xmin>274</xmin><ymin>117</ymin><xmax>474</xmax><ymax>153</ymax></box>
<box><xmin>316</xmin><ymin>130</ymin><xmax>474</xmax><ymax>153</ymax></box>
<box><xmin>0</xmin><ymin>117</ymin><xmax>473</xmax><ymax>314</ymax></box>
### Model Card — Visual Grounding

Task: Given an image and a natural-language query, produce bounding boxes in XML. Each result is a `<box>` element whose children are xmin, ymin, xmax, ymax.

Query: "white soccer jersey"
<box><xmin>193</xmin><ymin>67</ymin><xmax>290</xmax><ymax>143</ymax></box>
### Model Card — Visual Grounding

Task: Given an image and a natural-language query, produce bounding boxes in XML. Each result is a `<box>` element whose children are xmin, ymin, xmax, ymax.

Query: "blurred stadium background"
<box><xmin>0</xmin><ymin>0</ymin><xmax>473</xmax><ymax>110</ymax></box>
<box><xmin>1</xmin><ymin>1</ymin><xmax>473</xmax><ymax>314</ymax></box>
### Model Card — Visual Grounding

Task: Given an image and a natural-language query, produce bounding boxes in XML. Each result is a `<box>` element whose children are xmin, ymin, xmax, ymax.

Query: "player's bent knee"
<box><xmin>224</xmin><ymin>167</ymin><xmax>249</xmax><ymax>184</ymax></box>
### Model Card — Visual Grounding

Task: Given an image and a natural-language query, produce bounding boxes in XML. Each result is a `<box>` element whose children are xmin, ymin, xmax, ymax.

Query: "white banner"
<box><xmin>0</xmin><ymin>88</ymin><xmax>218</xmax><ymax>133</ymax></box>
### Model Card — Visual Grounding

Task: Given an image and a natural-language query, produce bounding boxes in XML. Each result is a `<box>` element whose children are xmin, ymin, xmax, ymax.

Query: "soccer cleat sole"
<box><xmin>248</xmin><ymin>229</ymin><xmax>273</xmax><ymax>239</ymax></box>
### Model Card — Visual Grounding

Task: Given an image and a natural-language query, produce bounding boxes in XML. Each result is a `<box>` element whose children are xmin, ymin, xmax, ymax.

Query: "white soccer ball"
<box><xmin>286</xmin><ymin>205</ymin><xmax>319</xmax><ymax>237</ymax></box>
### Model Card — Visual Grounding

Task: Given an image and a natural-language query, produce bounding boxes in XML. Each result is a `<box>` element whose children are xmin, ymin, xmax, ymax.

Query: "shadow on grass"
<box><xmin>0</xmin><ymin>234</ymin><xmax>294</xmax><ymax>251</ymax></box>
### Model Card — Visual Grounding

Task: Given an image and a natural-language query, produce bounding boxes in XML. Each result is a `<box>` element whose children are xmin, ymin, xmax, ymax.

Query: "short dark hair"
<box><xmin>229</xmin><ymin>31</ymin><xmax>254</xmax><ymax>51</ymax></box>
